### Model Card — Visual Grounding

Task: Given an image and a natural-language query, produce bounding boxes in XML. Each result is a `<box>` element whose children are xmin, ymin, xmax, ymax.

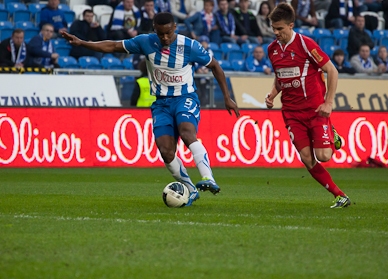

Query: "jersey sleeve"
<box><xmin>122</xmin><ymin>35</ymin><xmax>147</xmax><ymax>55</ymax></box>
<box><xmin>190</xmin><ymin>40</ymin><xmax>212</xmax><ymax>67</ymax></box>
<box><xmin>302</xmin><ymin>36</ymin><xmax>330</xmax><ymax>68</ymax></box>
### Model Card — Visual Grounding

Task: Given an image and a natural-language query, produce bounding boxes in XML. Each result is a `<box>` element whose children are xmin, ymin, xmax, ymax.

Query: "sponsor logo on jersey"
<box><xmin>154</xmin><ymin>69</ymin><xmax>183</xmax><ymax>83</ymax></box>
<box><xmin>280</xmin><ymin>82</ymin><xmax>292</xmax><ymax>88</ymax></box>
<box><xmin>273</xmin><ymin>50</ymin><xmax>278</xmax><ymax>55</ymax></box>
<box><xmin>292</xmin><ymin>80</ymin><xmax>300</xmax><ymax>88</ymax></box>
<box><xmin>276</xmin><ymin>67</ymin><xmax>300</xmax><ymax>78</ymax></box>
<box><xmin>311</xmin><ymin>49</ymin><xmax>323</xmax><ymax>62</ymax></box>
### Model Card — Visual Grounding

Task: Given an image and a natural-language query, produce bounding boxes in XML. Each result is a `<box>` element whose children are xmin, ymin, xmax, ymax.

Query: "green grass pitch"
<box><xmin>0</xmin><ymin>167</ymin><xmax>387</xmax><ymax>279</ymax></box>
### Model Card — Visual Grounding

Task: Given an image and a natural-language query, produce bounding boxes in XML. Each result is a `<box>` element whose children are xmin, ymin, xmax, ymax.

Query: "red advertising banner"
<box><xmin>0</xmin><ymin>108</ymin><xmax>387</xmax><ymax>167</ymax></box>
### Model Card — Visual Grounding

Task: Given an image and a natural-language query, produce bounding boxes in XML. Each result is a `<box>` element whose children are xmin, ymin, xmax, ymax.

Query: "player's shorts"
<box><xmin>151</xmin><ymin>94</ymin><xmax>201</xmax><ymax>139</ymax></box>
<box><xmin>282</xmin><ymin>109</ymin><xmax>334</xmax><ymax>152</ymax></box>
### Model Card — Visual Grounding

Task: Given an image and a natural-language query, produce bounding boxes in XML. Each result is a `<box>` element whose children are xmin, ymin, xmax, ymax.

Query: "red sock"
<box><xmin>308</xmin><ymin>163</ymin><xmax>345</xmax><ymax>197</ymax></box>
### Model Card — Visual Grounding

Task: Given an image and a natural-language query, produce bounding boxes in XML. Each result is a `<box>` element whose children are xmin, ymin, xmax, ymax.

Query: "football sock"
<box><xmin>189</xmin><ymin>141</ymin><xmax>215</xmax><ymax>182</ymax></box>
<box><xmin>165</xmin><ymin>156</ymin><xmax>197</xmax><ymax>193</ymax></box>
<box><xmin>308</xmin><ymin>163</ymin><xmax>345</xmax><ymax>197</ymax></box>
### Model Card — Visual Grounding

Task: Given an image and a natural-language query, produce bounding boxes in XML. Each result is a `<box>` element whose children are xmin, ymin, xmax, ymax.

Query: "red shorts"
<box><xmin>282</xmin><ymin>109</ymin><xmax>334</xmax><ymax>152</ymax></box>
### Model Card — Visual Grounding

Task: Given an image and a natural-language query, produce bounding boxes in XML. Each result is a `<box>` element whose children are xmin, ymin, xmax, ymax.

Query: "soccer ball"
<box><xmin>162</xmin><ymin>182</ymin><xmax>190</xmax><ymax>208</ymax></box>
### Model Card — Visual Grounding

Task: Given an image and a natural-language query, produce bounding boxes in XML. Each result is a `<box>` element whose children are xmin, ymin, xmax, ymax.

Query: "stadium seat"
<box><xmin>218</xmin><ymin>60</ymin><xmax>233</xmax><ymax>71</ymax></box>
<box><xmin>78</xmin><ymin>56</ymin><xmax>102</xmax><ymax>69</ymax></box>
<box><xmin>0</xmin><ymin>7</ymin><xmax>9</xmax><ymax>21</ymax></box>
<box><xmin>99</xmin><ymin>13</ymin><xmax>111</xmax><ymax>29</ymax></box>
<box><xmin>4</xmin><ymin>0</ymin><xmax>21</xmax><ymax>5</ymax></box>
<box><xmin>339</xmin><ymin>37</ymin><xmax>348</xmax><ymax>51</ymax></box>
<box><xmin>211</xmin><ymin>49</ymin><xmax>223</xmax><ymax>60</ymax></box>
<box><xmin>332</xmin><ymin>29</ymin><xmax>349</xmax><ymax>45</ymax></box>
<box><xmin>220</xmin><ymin>42</ymin><xmax>241</xmax><ymax>60</ymax></box>
<box><xmin>64</xmin><ymin>10</ymin><xmax>76</xmax><ymax>24</ymax></box>
<box><xmin>208</xmin><ymin>42</ymin><xmax>219</xmax><ymax>50</ymax></box>
<box><xmin>313</xmin><ymin>28</ymin><xmax>335</xmax><ymax>47</ymax></box>
<box><xmin>72</xmin><ymin>4</ymin><xmax>91</xmax><ymax>20</ymax></box>
<box><xmin>261</xmin><ymin>43</ymin><xmax>269</xmax><ymax>57</ymax></box>
<box><xmin>7</xmin><ymin>3</ymin><xmax>30</xmax><ymax>23</ymax></box>
<box><xmin>228</xmin><ymin>50</ymin><xmax>245</xmax><ymax>62</ymax></box>
<box><xmin>373</xmin><ymin>30</ymin><xmax>388</xmax><ymax>45</ymax></box>
<box><xmin>0</xmin><ymin>21</ymin><xmax>14</xmax><ymax>41</ymax></box>
<box><xmin>120</xmin><ymin>76</ymin><xmax>136</xmax><ymax>101</ymax></box>
<box><xmin>57</xmin><ymin>56</ymin><xmax>79</xmax><ymax>68</ymax></box>
<box><xmin>14</xmin><ymin>21</ymin><xmax>34</xmax><ymax>29</ymax></box>
<box><xmin>381</xmin><ymin>37</ymin><xmax>388</xmax><ymax>47</ymax></box>
<box><xmin>55</xmin><ymin>45</ymin><xmax>72</xmax><ymax>56</ymax></box>
<box><xmin>294</xmin><ymin>27</ymin><xmax>314</xmax><ymax>39</ymax></box>
<box><xmin>69</xmin><ymin>0</ymin><xmax>87</xmax><ymax>10</ymax></box>
<box><xmin>241</xmin><ymin>43</ymin><xmax>258</xmax><ymax>56</ymax></box>
<box><xmin>323</xmin><ymin>45</ymin><xmax>341</xmax><ymax>58</ymax></box>
<box><xmin>231</xmin><ymin>60</ymin><xmax>246</xmax><ymax>71</ymax></box>
<box><xmin>101</xmin><ymin>56</ymin><xmax>125</xmax><ymax>69</ymax></box>
<box><xmin>28</xmin><ymin>3</ymin><xmax>45</xmax><ymax>15</ymax></box>
<box><xmin>58</xmin><ymin>4</ymin><xmax>71</xmax><ymax>11</ymax></box>
<box><xmin>122</xmin><ymin>57</ymin><xmax>133</xmax><ymax>69</ymax></box>
<box><xmin>34</xmin><ymin>11</ymin><xmax>40</xmax><ymax>25</ymax></box>
<box><xmin>93</xmin><ymin>4</ymin><xmax>113</xmax><ymax>21</ymax></box>
<box><xmin>52</xmin><ymin>38</ymin><xmax>69</xmax><ymax>47</ymax></box>
<box><xmin>370</xmin><ymin>46</ymin><xmax>379</xmax><ymax>57</ymax></box>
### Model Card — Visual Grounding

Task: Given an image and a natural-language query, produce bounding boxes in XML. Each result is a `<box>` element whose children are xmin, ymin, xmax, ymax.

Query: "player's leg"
<box><xmin>175</xmin><ymin>95</ymin><xmax>220</xmax><ymax>195</ymax></box>
<box><xmin>310</xmin><ymin>116</ymin><xmax>351</xmax><ymax>208</ymax></box>
<box><xmin>152</xmin><ymin>99</ymin><xmax>199</xmax><ymax>206</ymax></box>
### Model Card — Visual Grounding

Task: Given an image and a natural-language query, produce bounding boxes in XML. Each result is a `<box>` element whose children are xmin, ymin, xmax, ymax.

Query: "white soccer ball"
<box><xmin>162</xmin><ymin>182</ymin><xmax>190</xmax><ymax>208</ymax></box>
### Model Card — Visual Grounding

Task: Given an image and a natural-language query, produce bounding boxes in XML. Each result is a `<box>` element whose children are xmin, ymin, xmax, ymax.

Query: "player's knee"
<box><xmin>179</xmin><ymin>131</ymin><xmax>197</xmax><ymax>146</ymax></box>
<box><xmin>158</xmin><ymin>147</ymin><xmax>175</xmax><ymax>163</ymax></box>
<box><xmin>315</xmin><ymin>149</ymin><xmax>333</xmax><ymax>162</ymax></box>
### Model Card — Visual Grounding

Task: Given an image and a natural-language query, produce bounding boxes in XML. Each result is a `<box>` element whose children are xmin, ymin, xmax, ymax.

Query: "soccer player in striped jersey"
<box><xmin>264</xmin><ymin>3</ymin><xmax>350</xmax><ymax>208</ymax></box>
<box><xmin>61</xmin><ymin>12</ymin><xmax>240</xmax><ymax>206</ymax></box>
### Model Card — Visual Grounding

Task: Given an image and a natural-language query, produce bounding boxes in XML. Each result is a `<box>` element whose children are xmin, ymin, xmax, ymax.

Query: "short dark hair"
<box><xmin>153</xmin><ymin>12</ymin><xmax>175</xmax><ymax>26</ymax></box>
<box><xmin>83</xmin><ymin>9</ymin><xmax>93</xmax><ymax>16</ymax></box>
<box><xmin>268</xmin><ymin>3</ymin><xmax>295</xmax><ymax>24</ymax></box>
<box><xmin>12</xmin><ymin>28</ymin><xmax>24</xmax><ymax>35</ymax></box>
<box><xmin>204</xmin><ymin>0</ymin><xmax>214</xmax><ymax>6</ymax></box>
<box><xmin>332</xmin><ymin>49</ymin><xmax>345</xmax><ymax>58</ymax></box>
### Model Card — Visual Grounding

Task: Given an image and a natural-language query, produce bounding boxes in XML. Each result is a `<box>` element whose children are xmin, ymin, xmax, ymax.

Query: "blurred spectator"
<box><xmin>232</xmin><ymin>0</ymin><xmax>263</xmax><ymax>45</ymax></box>
<box><xmin>291</xmin><ymin>0</ymin><xmax>320</xmax><ymax>28</ymax></box>
<box><xmin>332</xmin><ymin>48</ymin><xmax>357</xmax><ymax>74</ymax></box>
<box><xmin>374</xmin><ymin>46</ymin><xmax>388</xmax><ymax>73</ymax></box>
<box><xmin>245</xmin><ymin>46</ymin><xmax>272</xmax><ymax>74</ymax></box>
<box><xmin>194</xmin><ymin>36</ymin><xmax>213</xmax><ymax>106</ymax></box>
<box><xmin>184</xmin><ymin>11</ymin><xmax>203</xmax><ymax>39</ymax></box>
<box><xmin>268</xmin><ymin>0</ymin><xmax>287</xmax><ymax>11</ymax></box>
<box><xmin>364</xmin><ymin>0</ymin><xmax>383</xmax><ymax>12</ymax></box>
<box><xmin>170</xmin><ymin>0</ymin><xmax>197</xmax><ymax>23</ymax></box>
<box><xmin>313</xmin><ymin>0</ymin><xmax>332</xmax><ymax>11</ymax></box>
<box><xmin>28</xmin><ymin>23</ymin><xmax>59</xmax><ymax>69</ymax></box>
<box><xmin>39</xmin><ymin>0</ymin><xmax>68</xmax><ymax>37</ymax></box>
<box><xmin>69</xmin><ymin>9</ymin><xmax>106</xmax><ymax>59</ymax></box>
<box><xmin>215</xmin><ymin>0</ymin><xmax>240</xmax><ymax>43</ymax></box>
<box><xmin>107</xmin><ymin>0</ymin><xmax>141</xmax><ymax>40</ymax></box>
<box><xmin>325</xmin><ymin>0</ymin><xmax>356</xmax><ymax>29</ymax></box>
<box><xmin>383</xmin><ymin>0</ymin><xmax>388</xmax><ymax>29</ymax></box>
<box><xmin>131</xmin><ymin>59</ymin><xmax>156</xmax><ymax>107</ymax></box>
<box><xmin>200</xmin><ymin>0</ymin><xmax>221</xmax><ymax>44</ymax></box>
<box><xmin>347</xmin><ymin>15</ymin><xmax>374</xmax><ymax>58</ymax></box>
<box><xmin>138</xmin><ymin>0</ymin><xmax>157</xmax><ymax>34</ymax></box>
<box><xmin>87</xmin><ymin>0</ymin><xmax>118</xmax><ymax>8</ymax></box>
<box><xmin>0</xmin><ymin>29</ymin><xmax>32</xmax><ymax>68</ymax></box>
<box><xmin>256</xmin><ymin>1</ymin><xmax>275</xmax><ymax>44</ymax></box>
<box><xmin>350</xmin><ymin>44</ymin><xmax>385</xmax><ymax>73</ymax></box>
<box><xmin>25</xmin><ymin>0</ymin><xmax>66</xmax><ymax>5</ymax></box>
<box><xmin>155</xmin><ymin>0</ymin><xmax>171</xmax><ymax>12</ymax></box>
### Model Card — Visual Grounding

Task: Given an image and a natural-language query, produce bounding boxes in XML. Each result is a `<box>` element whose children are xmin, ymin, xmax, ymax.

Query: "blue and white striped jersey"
<box><xmin>122</xmin><ymin>33</ymin><xmax>212</xmax><ymax>97</ymax></box>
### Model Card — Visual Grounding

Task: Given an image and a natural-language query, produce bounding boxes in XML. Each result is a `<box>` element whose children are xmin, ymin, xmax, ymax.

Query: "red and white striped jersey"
<box><xmin>268</xmin><ymin>31</ymin><xmax>330</xmax><ymax>111</ymax></box>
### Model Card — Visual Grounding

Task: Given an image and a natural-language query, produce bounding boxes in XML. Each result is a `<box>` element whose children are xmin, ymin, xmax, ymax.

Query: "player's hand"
<box><xmin>225</xmin><ymin>98</ymin><xmax>240</xmax><ymax>117</ymax></box>
<box><xmin>265</xmin><ymin>93</ymin><xmax>274</xmax><ymax>109</ymax></box>
<box><xmin>61</xmin><ymin>31</ymin><xmax>81</xmax><ymax>46</ymax></box>
<box><xmin>315</xmin><ymin>102</ymin><xmax>333</xmax><ymax>117</ymax></box>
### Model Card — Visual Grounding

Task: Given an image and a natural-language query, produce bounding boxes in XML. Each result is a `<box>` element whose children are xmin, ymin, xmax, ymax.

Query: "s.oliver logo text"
<box><xmin>154</xmin><ymin>69</ymin><xmax>183</xmax><ymax>83</ymax></box>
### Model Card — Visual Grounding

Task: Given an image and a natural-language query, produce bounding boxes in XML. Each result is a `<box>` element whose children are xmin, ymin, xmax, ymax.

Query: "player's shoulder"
<box><xmin>267</xmin><ymin>40</ymin><xmax>278</xmax><ymax>51</ymax></box>
<box><xmin>295</xmin><ymin>33</ymin><xmax>318</xmax><ymax>46</ymax></box>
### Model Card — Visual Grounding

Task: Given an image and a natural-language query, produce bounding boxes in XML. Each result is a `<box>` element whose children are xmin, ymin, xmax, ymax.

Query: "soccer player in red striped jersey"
<box><xmin>265</xmin><ymin>3</ymin><xmax>350</xmax><ymax>208</ymax></box>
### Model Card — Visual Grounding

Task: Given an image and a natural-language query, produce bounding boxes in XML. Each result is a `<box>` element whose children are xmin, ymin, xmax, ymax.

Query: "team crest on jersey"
<box><xmin>292</xmin><ymin>80</ymin><xmax>300</xmax><ymax>88</ymax></box>
<box><xmin>311</xmin><ymin>49</ymin><xmax>323</xmax><ymax>62</ymax></box>
<box><xmin>322</xmin><ymin>125</ymin><xmax>329</xmax><ymax>139</ymax></box>
<box><xmin>177</xmin><ymin>45</ymin><xmax>184</xmax><ymax>54</ymax></box>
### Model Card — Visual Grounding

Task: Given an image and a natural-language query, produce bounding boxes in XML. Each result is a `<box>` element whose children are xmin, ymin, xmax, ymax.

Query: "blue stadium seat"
<box><xmin>0</xmin><ymin>3</ymin><xmax>4</xmax><ymax>9</ymax></box>
<box><xmin>28</xmin><ymin>3</ymin><xmax>44</xmax><ymax>23</ymax></box>
<box><xmin>373</xmin><ymin>30</ymin><xmax>388</xmax><ymax>45</ymax></box>
<box><xmin>34</xmin><ymin>11</ymin><xmax>40</xmax><ymax>25</ymax></box>
<box><xmin>122</xmin><ymin>57</ymin><xmax>133</xmax><ymax>69</ymax></box>
<box><xmin>218</xmin><ymin>60</ymin><xmax>233</xmax><ymax>71</ymax></box>
<box><xmin>0</xmin><ymin>7</ymin><xmax>9</xmax><ymax>21</ymax></box>
<box><xmin>101</xmin><ymin>56</ymin><xmax>125</xmax><ymax>69</ymax></box>
<box><xmin>0</xmin><ymin>21</ymin><xmax>14</xmax><ymax>41</ymax></box>
<box><xmin>55</xmin><ymin>45</ymin><xmax>72</xmax><ymax>56</ymax></box>
<box><xmin>78</xmin><ymin>56</ymin><xmax>102</xmax><ymax>69</ymax></box>
<box><xmin>63</xmin><ymin>10</ymin><xmax>75</xmax><ymax>24</ymax></box>
<box><xmin>52</xmin><ymin>38</ymin><xmax>69</xmax><ymax>47</ymax></box>
<box><xmin>332</xmin><ymin>29</ymin><xmax>349</xmax><ymax>45</ymax></box>
<box><xmin>339</xmin><ymin>37</ymin><xmax>348</xmax><ymax>52</ymax></box>
<box><xmin>381</xmin><ymin>37</ymin><xmax>388</xmax><ymax>48</ymax></box>
<box><xmin>231</xmin><ymin>60</ymin><xmax>246</xmax><ymax>71</ymax></box>
<box><xmin>313</xmin><ymin>28</ymin><xmax>335</xmax><ymax>47</ymax></box>
<box><xmin>120</xmin><ymin>76</ymin><xmax>136</xmax><ymax>101</ymax></box>
<box><xmin>4</xmin><ymin>0</ymin><xmax>21</xmax><ymax>5</ymax></box>
<box><xmin>57</xmin><ymin>56</ymin><xmax>79</xmax><ymax>68</ymax></box>
<box><xmin>211</xmin><ymin>49</ymin><xmax>223</xmax><ymax>60</ymax></box>
<box><xmin>14</xmin><ymin>21</ymin><xmax>34</xmax><ymax>29</ymax></box>
<box><xmin>228</xmin><ymin>49</ymin><xmax>244</xmax><ymax>62</ymax></box>
<box><xmin>323</xmin><ymin>45</ymin><xmax>341</xmax><ymax>58</ymax></box>
<box><xmin>261</xmin><ymin>43</ymin><xmax>269</xmax><ymax>57</ymax></box>
<box><xmin>220</xmin><ymin>42</ymin><xmax>240</xmax><ymax>60</ymax></box>
<box><xmin>208</xmin><ymin>42</ymin><xmax>219</xmax><ymax>50</ymax></box>
<box><xmin>364</xmin><ymin>29</ymin><xmax>372</xmax><ymax>38</ymax></box>
<box><xmin>24</xmin><ymin>27</ymin><xmax>39</xmax><ymax>41</ymax></box>
<box><xmin>58</xmin><ymin>4</ymin><xmax>71</xmax><ymax>11</ymax></box>
<box><xmin>370</xmin><ymin>46</ymin><xmax>379</xmax><ymax>57</ymax></box>
<box><xmin>241</xmin><ymin>43</ymin><xmax>258</xmax><ymax>56</ymax></box>
<box><xmin>7</xmin><ymin>3</ymin><xmax>28</xmax><ymax>20</ymax></box>
<box><xmin>294</xmin><ymin>27</ymin><xmax>314</xmax><ymax>39</ymax></box>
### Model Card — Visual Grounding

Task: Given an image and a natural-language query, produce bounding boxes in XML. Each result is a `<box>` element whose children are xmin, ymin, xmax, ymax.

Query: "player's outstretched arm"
<box><xmin>207</xmin><ymin>58</ymin><xmax>240</xmax><ymax>117</ymax></box>
<box><xmin>60</xmin><ymin>31</ymin><xmax>126</xmax><ymax>53</ymax></box>
<box><xmin>265</xmin><ymin>77</ymin><xmax>281</xmax><ymax>109</ymax></box>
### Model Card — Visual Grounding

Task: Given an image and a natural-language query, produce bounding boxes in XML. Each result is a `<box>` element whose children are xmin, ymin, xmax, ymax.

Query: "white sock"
<box><xmin>165</xmin><ymin>156</ymin><xmax>197</xmax><ymax>193</ymax></box>
<box><xmin>189</xmin><ymin>141</ymin><xmax>215</xmax><ymax>182</ymax></box>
